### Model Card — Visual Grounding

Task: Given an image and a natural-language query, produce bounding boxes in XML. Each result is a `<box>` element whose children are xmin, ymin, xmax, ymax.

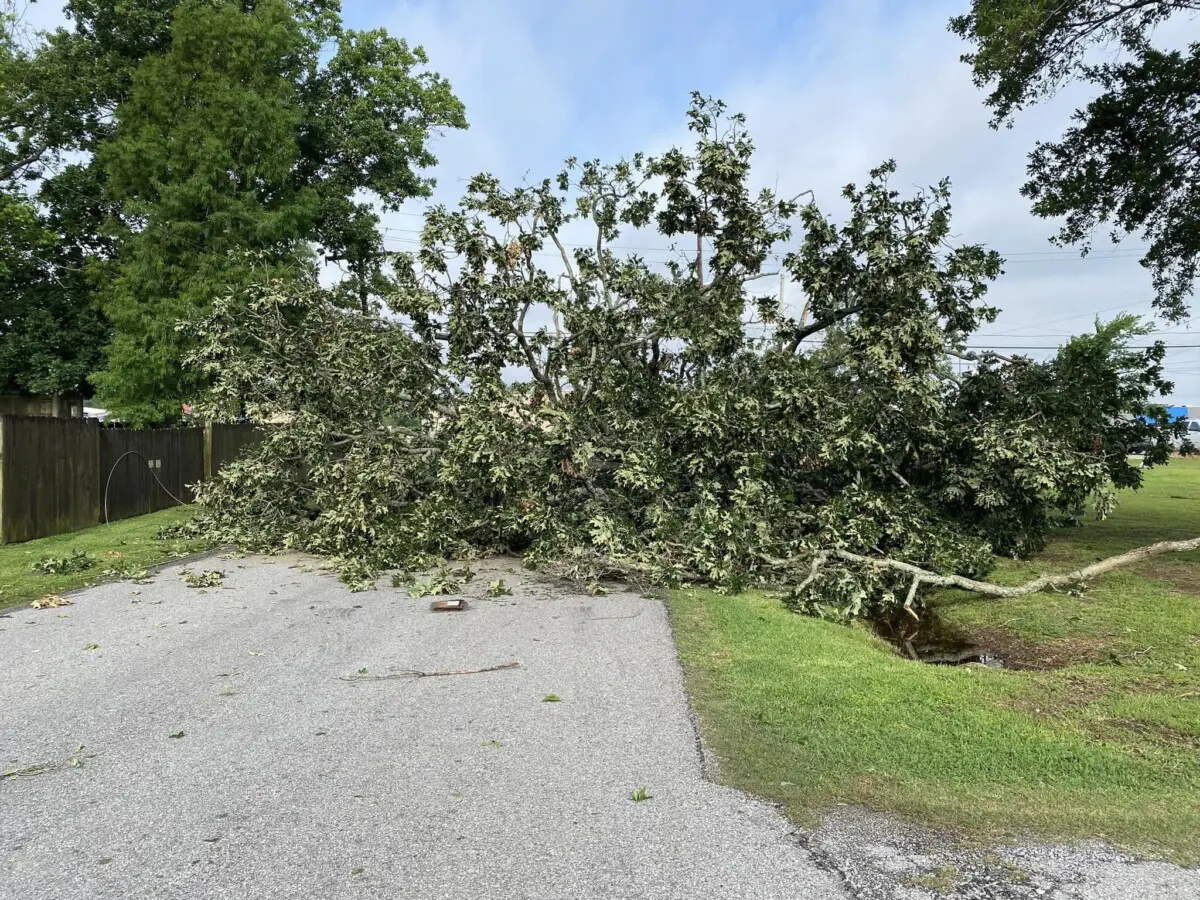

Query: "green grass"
<box><xmin>0</xmin><ymin>506</ymin><xmax>211</xmax><ymax>611</ymax></box>
<box><xmin>668</xmin><ymin>460</ymin><xmax>1200</xmax><ymax>861</ymax></box>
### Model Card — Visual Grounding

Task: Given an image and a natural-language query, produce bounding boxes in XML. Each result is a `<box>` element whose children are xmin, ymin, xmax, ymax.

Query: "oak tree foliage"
<box><xmin>188</xmin><ymin>97</ymin><xmax>1182</xmax><ymax>616</ymax></box>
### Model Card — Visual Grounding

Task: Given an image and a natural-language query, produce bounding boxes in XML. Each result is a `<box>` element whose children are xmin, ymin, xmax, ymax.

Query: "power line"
<box><xmin>1001</xmin><ymin>255</ymin><xmax>1143</xmax><ymax>265</ymax></box>
<box><xmin>381</xmin><ymin>226</ymin><xmax>1151</xmax><ymax>262</ymax></box>
<box><xmin>996</xmin><ymin>247</ymin><xmax>1145</xmax><ymax>257</ymax></box>
<box><xmin>970</xmin><ymin>330</ymin><xmax>1189</xmax><ymax>339</ymax></box>
<box><xmin>964</xmin><ymin>344</ymin><xmax>1200</xmax><ymax>350</ymax></box>
<box><xmin>985</xmin><ymin>301</ymin><xmax>1158</xmax><ymax>336</ymax></box>
<box><xmin>735</xmin><ymin>324</ymin><xmax>1200</xmax><ymax>351</ymax></box>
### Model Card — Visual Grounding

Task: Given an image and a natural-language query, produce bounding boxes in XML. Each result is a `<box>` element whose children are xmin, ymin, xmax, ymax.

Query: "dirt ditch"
<box><xmin>872</xmin><ymin>609</ymin><xmax>1055</xmax><ymax>670</ymax></box>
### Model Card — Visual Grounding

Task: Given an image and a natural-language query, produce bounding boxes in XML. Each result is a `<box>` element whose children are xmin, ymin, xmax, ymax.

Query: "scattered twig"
<box><xmin>338</xmin><ymin>661</ymin><xmax>521</xmax><ymax>682</ymax></box>
<box><xmin>2</xmin><ymin>744</ymin><xmax>94</xmax><ymax>780</ymax></box>
<box><xmin>586</xmin><ymin>610</ymin><xmax>645</xmax><ymax>622</ymax></box>
<box><xmin>180</xmin><ymin>569</ymin><xmax>225</xmax><ymax>589</ymax></box>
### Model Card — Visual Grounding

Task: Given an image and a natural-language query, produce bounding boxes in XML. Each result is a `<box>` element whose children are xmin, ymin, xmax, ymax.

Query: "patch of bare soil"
<box><xmin>874</xmin><ymin>611</ymin><xmax>1110</xmax><ymax>671</ymax></box>
<box><xmin>1130</xmin><ymin>559</ymin><xmax>1200</xmax><ymax>597</ymax></box>
<box><xmin>965</xmin><ymin>625</ymin><xmax>1113</xmax><ymax>670</ymax></box>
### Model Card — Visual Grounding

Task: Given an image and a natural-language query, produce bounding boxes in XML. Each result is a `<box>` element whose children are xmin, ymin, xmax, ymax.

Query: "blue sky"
<box><xmin>345</xmin><ymin>0</ymin><xmax>824</xmax><ymax>164</ymax></box>
<box><xmin>21</xmin><ymin>0</ymin><xmax>1200</xmax><ymax>400</ymax></box>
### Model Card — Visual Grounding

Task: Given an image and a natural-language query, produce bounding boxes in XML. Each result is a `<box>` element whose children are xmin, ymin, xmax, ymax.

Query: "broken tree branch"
<box><xmin>949</xmin><ymin>348</ymin><xmax>1016</xmax><ymax>365</ymax></box>
<box><xmin>338</xmin><ymin>661</ymin><xmax>521</xmax><ymax>681</ymax></box>
<box><xmin>902</xmin><ymin>575</ymin><xmax>921</xmax><ymax>618</ymax></box>
<box><xmin>830</xmin><ymin>536</ymin><xmax>1200</xmax><ymax>599</ymax></box>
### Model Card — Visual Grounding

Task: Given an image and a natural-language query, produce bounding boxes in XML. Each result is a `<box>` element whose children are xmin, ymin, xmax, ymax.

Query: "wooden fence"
<box><xmin>0</xmin><ymin>416</ymin><xmax>99</xmax><ymax>543</ymax></box>
<box><xmin>99</xmin><ymin>427</ymin><xmax>205</xmax><ymax>523</ymax></box>
<box><xmin>0</xmin><ymin>416</ymin><xmax>261</xmax><ymax>543</ymax></box>
<box><xmin>207</xmin><ymin>422</ymin><xmax>263</xmax><ymax>477</ymax></box>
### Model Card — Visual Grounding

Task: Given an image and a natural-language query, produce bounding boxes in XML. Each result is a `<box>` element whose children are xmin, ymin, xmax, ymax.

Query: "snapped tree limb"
<box><xmin>830</xmin><ymin>536</ymin><xmax>1200</xmax><ymax>606</ymax></box>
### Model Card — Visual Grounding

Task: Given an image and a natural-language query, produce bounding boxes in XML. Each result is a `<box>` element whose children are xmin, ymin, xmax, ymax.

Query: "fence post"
<box><xmin>0</xmin><ymin>416</ymin><xmax>6</xmax><ymax>544</ymax></box>
<box><xmin>90</xmin><ymin>418</ymin><xmax>101</xmax><ymax>527</ymax></box>
<box><xmin>203</xmin><ymin>423</ymin><xmax>213</xmax><ymax>481</ymax></box>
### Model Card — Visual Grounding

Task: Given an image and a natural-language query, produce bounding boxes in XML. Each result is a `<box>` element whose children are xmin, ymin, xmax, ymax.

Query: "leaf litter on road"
<box><xmin>31</xmin><ymin>594</ymin><xmax>73</xmax><ymax>609</ymax></box>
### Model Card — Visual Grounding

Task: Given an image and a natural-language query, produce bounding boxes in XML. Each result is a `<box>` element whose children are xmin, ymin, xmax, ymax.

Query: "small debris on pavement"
<box><xmin>31</xmin><ymin>594</ymin><xmax>72</xmax><ymax>609</ymax></box>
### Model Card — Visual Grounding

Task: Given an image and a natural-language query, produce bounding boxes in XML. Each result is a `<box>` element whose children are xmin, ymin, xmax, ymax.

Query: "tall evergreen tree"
<box><xmin>93</xmin><ymin>0</ymin><xmax>320</xmax><ymax>423</ymax></box>
<box><xmin>1</xmin><ymin>0</ymin><xmax>465</xmax><ymax>423</ymax></box>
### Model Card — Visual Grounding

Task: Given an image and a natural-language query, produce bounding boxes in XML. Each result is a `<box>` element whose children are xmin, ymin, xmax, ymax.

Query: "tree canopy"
<box><xmin>0</xmin><ymin>0</ymin><xmax>465</xmax><ymax>422</ymax></box>
<box><xmin>0</xmin><ymin>12</ymin><xmax>112</xmax><ymax>397</ymax></box>
<box><xmin>186</xmin><ymin>97</ymin><xmax>1183</xmax><ymax>617</ymax></box>
<box><xmin>951</xmin><ymin>1</ymin><xmax>1200</xmax><ymax>321</ymax></box>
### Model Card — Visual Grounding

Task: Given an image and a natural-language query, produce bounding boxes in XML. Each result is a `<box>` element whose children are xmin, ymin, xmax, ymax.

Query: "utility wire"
<box><xmin>103</xmin><ymin>449</ymin><xmax>190</xmax><ymax>527</ymax></box>
<box><xmin>379</xmin><ymin>226</ymin><xmax>1151</xmax><ymax>261</ymax></box>
<box><xmin>963</xmin><ymin>344</ymin><xmax>1200</xmax><ymax>350</ymax></box>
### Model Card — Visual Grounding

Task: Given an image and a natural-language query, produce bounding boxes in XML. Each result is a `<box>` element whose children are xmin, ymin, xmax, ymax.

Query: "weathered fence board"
<box><xmin>206</xmin><ymin>422</ymin><xmax>262</xmax><ymax>478</ymax></box>
<box><xmin>99</xmin><ymin>427</ymin><xmax>205</xmax><ymax>523</ymax></box>
<box><xmin>0</xmin><ymin>416</ymin><xmax>259</xmax><ymax>543</ymax></box>
<box><xmin>0</xmin><ymin>415</ymin><xmax>100</xmax><ymax>543</ymax></box>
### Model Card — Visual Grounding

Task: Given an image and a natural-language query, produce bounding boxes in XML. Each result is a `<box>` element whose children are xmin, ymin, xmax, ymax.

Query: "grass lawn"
<box><xmin>0</xmin><ymin>506</ymin><xmax>211</xmax><ymax>612</ymax></box>
<box><xmin>669</xmin><ymin>459</ymin><xmax>1200</xmax><ymax>862</ymax></box>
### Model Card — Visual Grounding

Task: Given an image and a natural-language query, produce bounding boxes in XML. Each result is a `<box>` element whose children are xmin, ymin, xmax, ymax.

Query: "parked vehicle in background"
<box><xmin>1124</xmin><ymin>412</ymin><xmax>1196</xmax><ymax>455</ymax></box>
<box><xmin>1173</xmin><ymin>419</ymin><xmax>1200</xmax><ymax>451</ymax></box>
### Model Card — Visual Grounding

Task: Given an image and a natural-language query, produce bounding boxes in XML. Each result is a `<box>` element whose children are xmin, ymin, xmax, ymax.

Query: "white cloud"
<box><xmin>17</xmin><ymin>0</ymin><xmax>1200</xmax><ymax>398</ymax></box>
<box><xmin>375</xmin><ymin>0</ymin><xmax>1200</xmax><ymax>399</ymax></box>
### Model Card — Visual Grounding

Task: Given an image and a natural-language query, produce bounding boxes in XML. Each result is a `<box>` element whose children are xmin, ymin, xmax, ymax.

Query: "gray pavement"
<box><xmin>3</xmin><ymin>554</ymin><xmax>1197</xmax><ymax>900</ymax></box>
<box><xmin>0</xmin><ymin>555</ymin><xmax>849</xmax><ymax>900</ymax></box>
<box><xmin>807</xmin><ymin>804</ymin><xmax>1200</xmax><ymax>900</ymax></box>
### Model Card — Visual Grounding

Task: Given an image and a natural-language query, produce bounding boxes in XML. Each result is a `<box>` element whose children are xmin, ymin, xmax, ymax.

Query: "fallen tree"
<box><xmin>185</xmin><ymin>96</ymin><xmax>1191</xmax><ymax>619</ymax></box>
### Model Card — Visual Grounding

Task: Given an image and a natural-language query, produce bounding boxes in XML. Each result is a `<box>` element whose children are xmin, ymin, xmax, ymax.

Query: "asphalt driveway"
<box><xmin>0</xmin><ymin>554</ymin><xmax>848</xmax><ymax>900</ymax></box>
